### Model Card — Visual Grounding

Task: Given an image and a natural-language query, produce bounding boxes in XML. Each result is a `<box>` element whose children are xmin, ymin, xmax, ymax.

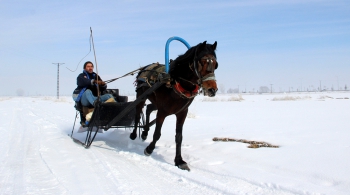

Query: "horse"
<box><xmin>130</xmin><ymin>41</ymin><xmax>218</xmax><ymax>171</ymax></box>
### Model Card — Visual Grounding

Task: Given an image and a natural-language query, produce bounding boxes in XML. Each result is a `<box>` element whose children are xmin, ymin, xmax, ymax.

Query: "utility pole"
<box><xmin>270</xmin><ymin>84</ymin><xmax>273</xmax><ymax>93</ymax></box>
<box><xmin>52</xmin><ymin>63</ymin><xmax>65</xmax><ymax>99</ymax></box>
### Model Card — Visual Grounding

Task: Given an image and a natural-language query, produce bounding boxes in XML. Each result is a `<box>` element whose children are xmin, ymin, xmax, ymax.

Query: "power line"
<box><xmin>52</xmin><ymin>63</ymin><xmax>65</xmax><ymax>99</ymax></box>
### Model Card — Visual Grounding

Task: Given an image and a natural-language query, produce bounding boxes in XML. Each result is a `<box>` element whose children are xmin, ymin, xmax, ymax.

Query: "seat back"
<box><xmin>103</xmin><ymin>89</ymin><xmax>129</xmax><ymax>102</ymax></box>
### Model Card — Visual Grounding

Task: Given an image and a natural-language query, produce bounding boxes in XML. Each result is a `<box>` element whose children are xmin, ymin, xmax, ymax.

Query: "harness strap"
<box><xmin>201</xmin><ymin>73</ymin><xmax>216</xmax><ymax>82</ymax></box>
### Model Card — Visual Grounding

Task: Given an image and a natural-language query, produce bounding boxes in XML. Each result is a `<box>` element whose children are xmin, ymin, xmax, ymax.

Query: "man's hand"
<box><xmin>94</xmin><ymin>80</ymin><xmax>106</xmax><ymax>85</ymax></box>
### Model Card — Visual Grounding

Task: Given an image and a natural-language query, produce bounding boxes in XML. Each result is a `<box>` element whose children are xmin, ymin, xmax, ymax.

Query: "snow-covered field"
<box><xmin>0</xmin><ymin>92</ymin><xmax>349</xmax><ymax>195</ymax></box>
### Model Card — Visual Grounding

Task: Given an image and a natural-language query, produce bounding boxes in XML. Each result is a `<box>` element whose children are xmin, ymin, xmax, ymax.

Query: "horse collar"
<box><xmin>173</xmin><ymin>81</ymin><xmax>199</xmax><ymax>99</ymax></box>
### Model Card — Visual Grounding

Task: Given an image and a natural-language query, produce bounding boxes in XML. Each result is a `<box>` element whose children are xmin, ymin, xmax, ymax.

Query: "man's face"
<box><xmin>85</xmin><ymin>63</ymin><xmax>94</xmax><ymax>73</ymax></box>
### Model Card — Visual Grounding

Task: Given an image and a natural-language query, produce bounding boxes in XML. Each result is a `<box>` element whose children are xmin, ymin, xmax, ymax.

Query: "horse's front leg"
<box><xmin>144</xmin><ymin>111</ymin><xmax>165</xmax><ymax>156</ymax></box>
<box><xmin>174</xmin><ymin>108</ymin><xmax>190</xmax><ymax>171</ymax></box>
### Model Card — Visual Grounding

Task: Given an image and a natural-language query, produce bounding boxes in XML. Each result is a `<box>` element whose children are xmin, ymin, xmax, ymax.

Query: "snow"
<box><xmin>1</xmin><ymin>92</ymin><xmax>350</xmax><ymax>194</ymax></box>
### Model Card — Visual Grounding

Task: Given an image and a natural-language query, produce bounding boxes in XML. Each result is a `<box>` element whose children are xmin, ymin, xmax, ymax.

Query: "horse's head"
<box><xmin>169</xmin><ymin>40</ymin><xmax>219</xmax><ymax>97</ymax></box>
<box><xmin>194</xmin><ymin>41</ymin><xmax>218</xmax><ymax>97</ymax></box>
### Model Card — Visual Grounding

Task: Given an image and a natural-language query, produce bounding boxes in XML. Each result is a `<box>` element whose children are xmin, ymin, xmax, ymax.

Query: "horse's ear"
<box><xmin>212</xmin><ymin>41</ymin><xmax>217</xmax><ymax>50</ymax></box>
<box><xmin>199</xmin><ymin>41</ymin><xmax>207</xmax><ymax>50</ymax></box>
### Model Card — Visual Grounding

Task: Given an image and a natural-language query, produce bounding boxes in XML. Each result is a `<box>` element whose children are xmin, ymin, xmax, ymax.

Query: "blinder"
<box><xmin>198</xmin><ymin>56</ymin><xmax>217</xmax><ymax>72</ymax></box>
<box><xmin>191</xmin><ymin>55</ymin><xmax>218</xmax><ymax>85</ymax></box>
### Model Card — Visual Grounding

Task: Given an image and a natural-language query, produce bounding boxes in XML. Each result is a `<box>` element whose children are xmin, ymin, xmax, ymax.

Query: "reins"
<box><xmin>177</xmin><ymin>77</ymin><xmax>197</xmax><ymax>86</ymax></box>
<box><xmin>192</xmin><ymin>47</ymin><xmax>202</xmax><ymax>84</ymax></box>
<box><xmin>104</xmin><ymin>66</ymin><xmax>146</xmax><ymax>84</ymax></box>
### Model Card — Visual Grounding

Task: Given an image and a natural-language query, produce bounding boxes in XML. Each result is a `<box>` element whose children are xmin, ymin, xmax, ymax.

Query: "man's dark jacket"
<box><xmin>73</xmin><ymin>71</ymin><xmax>107</xmax><ymax>97</ymax></box>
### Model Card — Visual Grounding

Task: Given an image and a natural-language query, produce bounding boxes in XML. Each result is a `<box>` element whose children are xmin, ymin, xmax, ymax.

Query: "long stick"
<box><xmin>90</xmin><ymin>27</ymin><xmax>100</xmax><ymax>99</ymax></box>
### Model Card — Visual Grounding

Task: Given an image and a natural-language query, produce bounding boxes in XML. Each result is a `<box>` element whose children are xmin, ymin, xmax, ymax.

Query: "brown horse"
<box><xmin>130</xmin><ymin>41</ymin><xmax>218</xmax><ymax>171</ymax></box>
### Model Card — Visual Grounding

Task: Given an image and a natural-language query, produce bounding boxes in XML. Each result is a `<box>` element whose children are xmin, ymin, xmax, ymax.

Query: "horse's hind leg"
<box><xmin>174</xmin><ymin>109</ymin><xmax>190</xmax><ymax>171</ymax></box>
<box><xmin>141</xmin><ymin>103</ymin><xmax>157</xmax><ymax>140</ymax></box>
<box><xmin>130</xmin><ymin>96</ymin><xmax>146</xmax><ymax>140</ymax></box>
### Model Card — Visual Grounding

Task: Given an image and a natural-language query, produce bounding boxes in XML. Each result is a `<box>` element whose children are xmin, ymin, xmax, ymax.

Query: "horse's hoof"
<box><xmin>141</xmin><ymin>134</ymin><xmax>147</xmax><ymax>141</ymax></box>
<box><xmin>144</xmin><ymin>147</ymin><xmax>152</xmax><ymax>156</ymax></box>
<box><xmin>177</xmin><ymin>163</ymin><xmax>190</xmax><ymax>171</ymax></box>
<box><xmin>141</xmin><ymin>132</ymin><xmax>148</xmax><ymax>141</ymax></box>
<box><xmin>129</xmin><ymin>133</ymin><xmax>137</xmax><ymax>140</ymax></box>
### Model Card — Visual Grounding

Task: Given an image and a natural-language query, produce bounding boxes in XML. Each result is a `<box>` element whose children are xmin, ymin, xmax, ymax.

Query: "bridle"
<box><xmin>192</xmin><ymin>56</ymin><xmax>217</xmax><ymax>84</ymax></box>
<box><xmin>172</xmin><ymin>47</ymin><xmax>218</xmax><ymax>99</ymax></box>
<box><xmin>192</xmin><ymin>48</ymin><xmax>217</xmax><ymax>85</ymax></box>
<box><xmin>197</xmin><ymin>57</ymin><xmax>216</xmax><ymax>82</ymax></box>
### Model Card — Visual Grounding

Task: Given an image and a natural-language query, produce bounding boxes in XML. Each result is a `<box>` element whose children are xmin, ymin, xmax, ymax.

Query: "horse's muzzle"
<box><xmin>207</xmin><ymin>88</ymin><xmax>217</xmax><ymax>97</ymax></box>
<box><xmin>201</xmin><ymin>73</ymin><xmax>217</xmax><ymax>97</ymax></box>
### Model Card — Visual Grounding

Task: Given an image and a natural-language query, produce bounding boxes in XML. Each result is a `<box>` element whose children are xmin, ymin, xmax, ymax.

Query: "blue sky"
<box><xmin>1</xmin><ymin>0</ymin><xmax>349</xmax><ymax>96</ymax></box>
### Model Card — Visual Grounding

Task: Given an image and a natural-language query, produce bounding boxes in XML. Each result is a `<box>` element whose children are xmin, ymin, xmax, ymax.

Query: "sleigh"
<box><xmin>71</xmin><ymin>88</ymin><xmax>157</xmax><ymax>148</ymax></box>
<box><xmin>70</xmin><ymin>37</ymin><xmax>191</xmax><ymax>148</ymax></box>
